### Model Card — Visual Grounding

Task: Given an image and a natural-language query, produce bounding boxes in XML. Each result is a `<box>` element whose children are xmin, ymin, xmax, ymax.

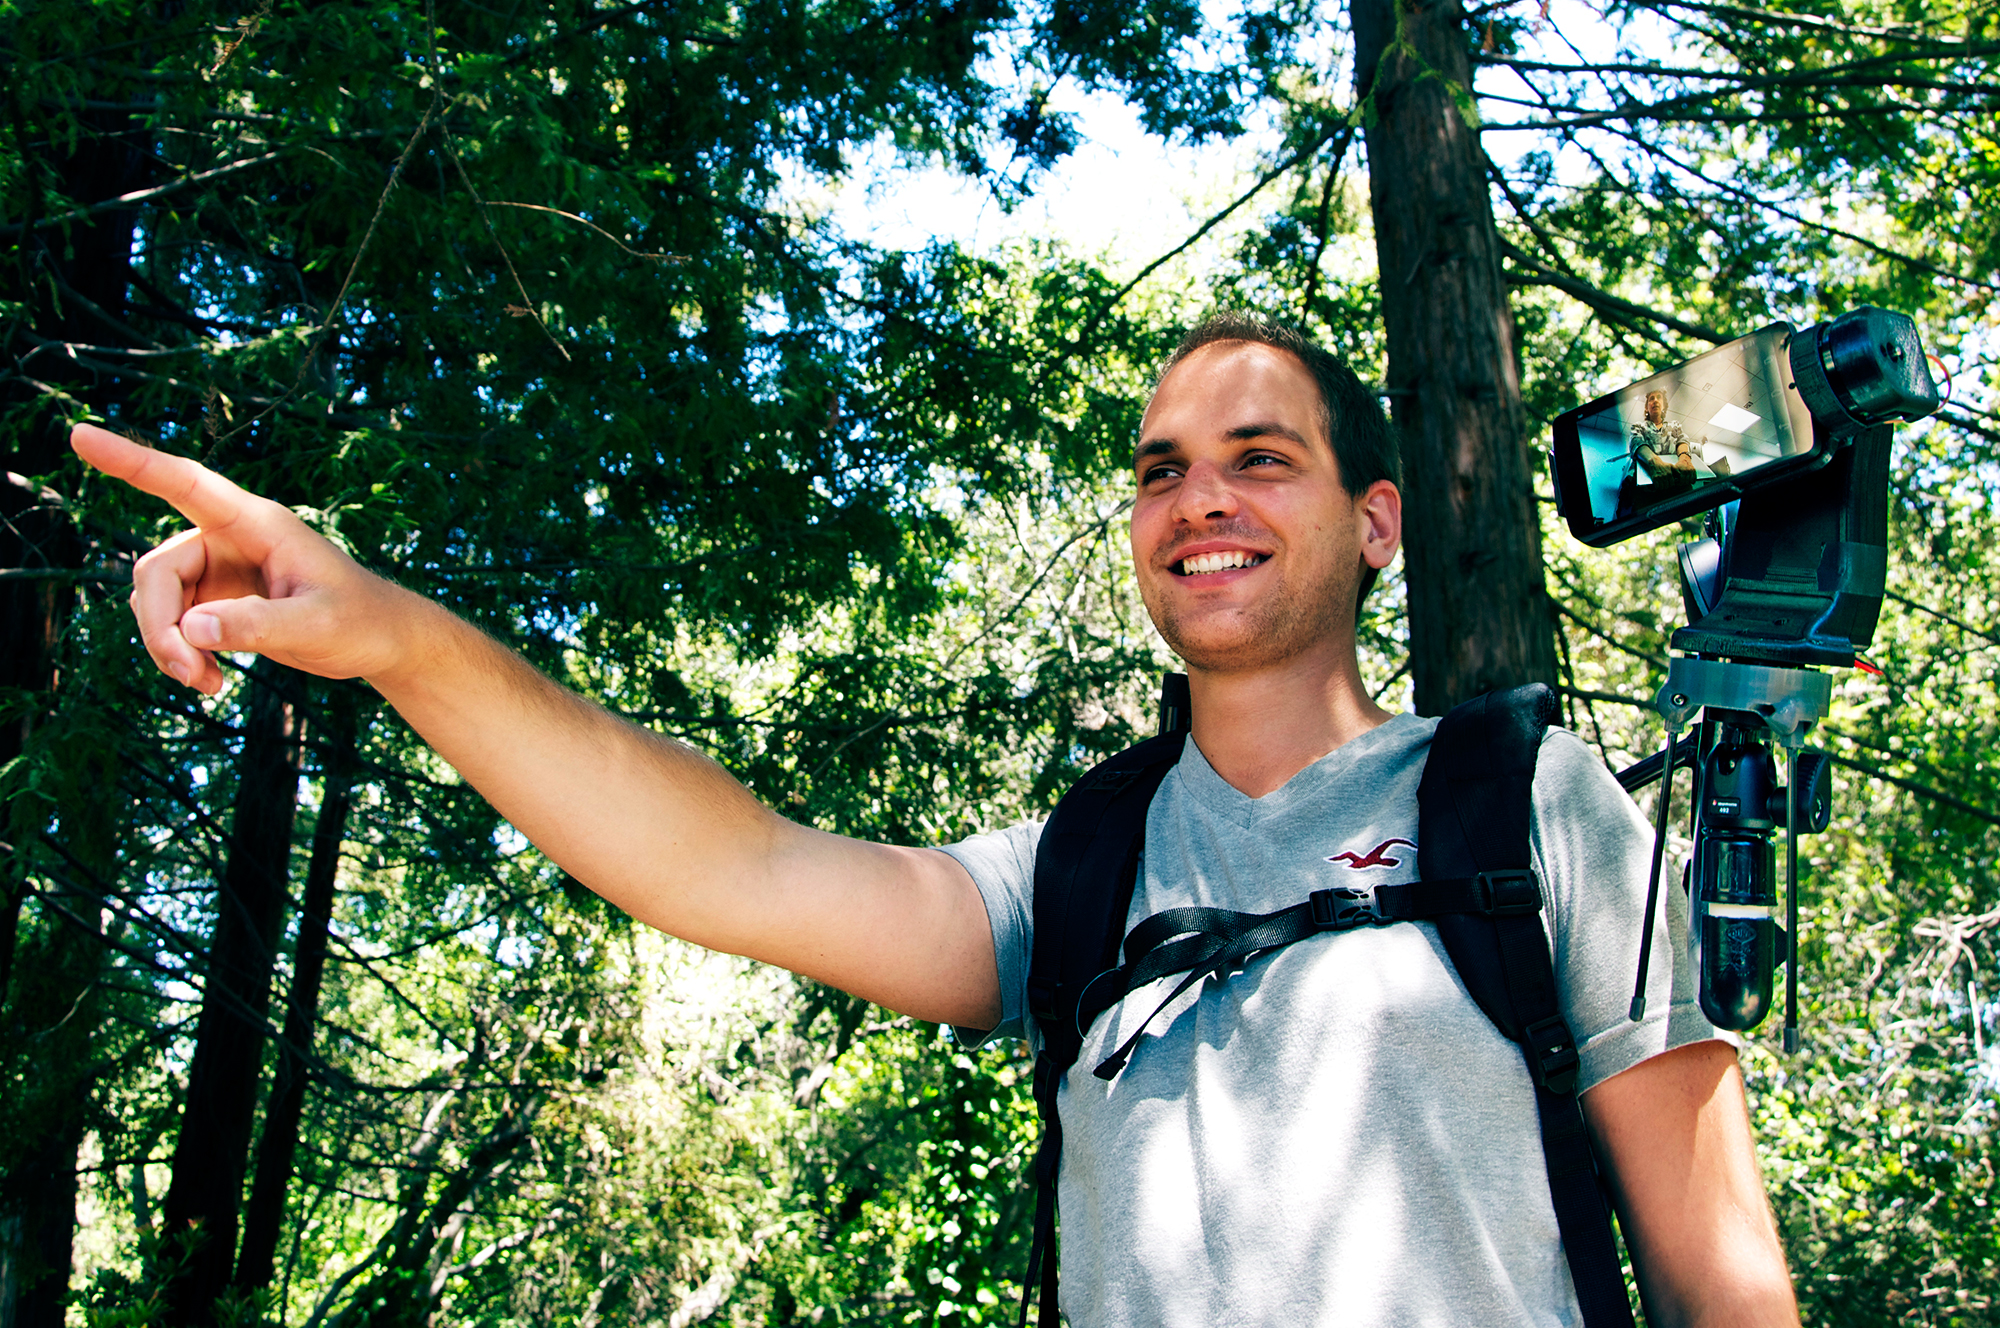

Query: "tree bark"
<box><xmin>1352</xmin><ymin>0</ymin><xmax>1557</xmax><ymax>714</ymax></box>
<box><xmin>235</xmin><ymin>692</ymin><xmax>364</xmax><ymax>1291</ymax></box>
<box><xmin>160</xmin><ymin>662</ymin><xmax>303</xmax><ymax>1325</ymax></box>
<box><xmin>346</xmin><ymin>1096</ymin><xmax>541</xmax><ymax>1328</ymax></box>
<box><xmin>0</xmin><ymin>87</ymin><xmax>151</xmax><ymax>1328</ymax></box>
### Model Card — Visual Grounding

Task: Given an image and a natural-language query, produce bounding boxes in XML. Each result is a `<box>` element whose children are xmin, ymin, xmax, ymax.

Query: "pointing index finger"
<box><xmin>70</xmin><ymin>423</ymin><xmax>251</xmax><ymax>531</ymax></box>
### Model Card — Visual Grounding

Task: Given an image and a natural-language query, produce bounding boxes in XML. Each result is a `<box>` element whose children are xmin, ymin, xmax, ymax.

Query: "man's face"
<box><xmin>1129</xmin><ymin>340</ymin><xmax>1397</xmax><ymax>674</ymax></box>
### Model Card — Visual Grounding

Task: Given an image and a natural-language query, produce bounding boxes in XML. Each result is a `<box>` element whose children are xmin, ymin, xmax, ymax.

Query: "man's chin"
<box><xmin>1151</xmin><ymin>598</ymin><xmax>1349</xmax><ymax>676</ymax></box>
<box><xmin>1156</xmin><ymin>620</ymin><xmax>1291</xmax><ymax>675</ymax></box>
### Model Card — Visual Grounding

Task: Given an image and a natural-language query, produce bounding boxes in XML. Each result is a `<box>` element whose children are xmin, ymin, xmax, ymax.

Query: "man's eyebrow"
<box><xmin>1224</xmin><ymin>421</ymin><xmax>1310</xmax><ymax>445</ymax></box>
<box><xmin>1133</xmin><ymin>421</ymin><xmax>1311</xmax><ymax>464</ymax></box>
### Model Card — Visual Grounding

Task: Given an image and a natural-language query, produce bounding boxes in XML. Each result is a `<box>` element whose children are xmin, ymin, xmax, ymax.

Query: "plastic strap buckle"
<box><xmin>1475</xmin><ymin>869</ymin><xmax>1542</xmax><ymax>917</ymax></box>
<box><xmin>1309</xmin><ymin>886</ymin><xmax>1382</xmax><ymax>930</ymax></box>
<box><xmin>1027</xmin><ymin>977</ymin><xmax>1059</xmax><ymax>1024</ymax></box>
<box><xmin>1523</xmin><ymin>1014</ymin><xmax>1581</xmax><ymax>1095</ymax></box>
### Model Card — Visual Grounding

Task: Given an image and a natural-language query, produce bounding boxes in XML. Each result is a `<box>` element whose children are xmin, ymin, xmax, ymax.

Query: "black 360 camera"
<box><xmin>1549</xmin><ymin>308</ymin><xmax>1940</xmax><ymax>1050</ymax></box>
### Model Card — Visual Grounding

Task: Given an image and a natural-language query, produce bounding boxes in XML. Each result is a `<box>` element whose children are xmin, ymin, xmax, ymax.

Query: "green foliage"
<box><xmin>4</xmin><ymin>0</ymin><xmax>1999</xmax><ymax>1323</ymax></box>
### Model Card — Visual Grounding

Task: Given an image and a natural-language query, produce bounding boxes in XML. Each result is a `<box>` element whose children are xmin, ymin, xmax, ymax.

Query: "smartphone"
<box><xmin>1550</xmin><ymin>324</ymin><xmax>1829</xmax><ymax>547</ymax></box>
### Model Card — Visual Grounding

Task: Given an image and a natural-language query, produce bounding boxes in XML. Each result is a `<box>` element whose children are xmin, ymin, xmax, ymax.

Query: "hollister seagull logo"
<box><xmin>1327</xmin><ymin>838</ymin><xmax>1416</xmax><ymax>870</ymax></box>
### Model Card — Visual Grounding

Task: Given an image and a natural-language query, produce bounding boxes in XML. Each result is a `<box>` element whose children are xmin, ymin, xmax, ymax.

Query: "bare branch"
<box><xmin>1499</xmin><ymin>240</ymin><xmax>1731</xmax><ymax>345</ymax></box>
<box><xmin>1073</xmin><ymin>123</ymin><xmax>1351</xmax><ymax>351</ymax></box>
<box><xmin>1596</xmin><ymin>124</ymin><xmax>2000</xmax><ymax>294</ymax></box>
<box><xmin>438</xmin><ymin>130</ymin><xmax>572</xmax><ymax>363</ymax></box>
<box><xmin>1940</xmin><ymin>406</ymin><xmax>2000</xmax><ymax>447</ymax></box>
<box><xmin>1885</xmin><ymin>589</ymin><xmax>2000</xmax><ymax>651</ymax></box>
<box><xmin>1475</xmin><ymin>43</ymin><xmax>2000</xmax><ymax>84</ymax></box>
<box><xmin>0</xmin><ymin>149</ymin><xmax>288</xmax><ymax>237</ymax></box>
<box><xmin>1821</xmin><ymin>743</ymin><xmax>2000</xmax><ymax>830</ymax></box>
<box><xmin>481</xmin><ymin>201</ymin><xmax>687</xmax><ymax>263</ymax></box>
<box><xmin>1637</xmin><ymin>0</ymin><xmax>1978</xmax><ymax>44</ymax></box>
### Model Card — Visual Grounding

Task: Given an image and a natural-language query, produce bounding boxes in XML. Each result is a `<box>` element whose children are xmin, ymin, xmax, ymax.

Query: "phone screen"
<box><xmin>1552</xmin><ymin>325</ymin><xmax>1821</xmax><ymax>544</ymax></box>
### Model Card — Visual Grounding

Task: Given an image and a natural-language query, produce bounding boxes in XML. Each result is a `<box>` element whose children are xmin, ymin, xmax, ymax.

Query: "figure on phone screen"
<box><xmin>1621</xmin><ymin>389</ymin><xmax>1732</xmax><ymax>514</ymax></box>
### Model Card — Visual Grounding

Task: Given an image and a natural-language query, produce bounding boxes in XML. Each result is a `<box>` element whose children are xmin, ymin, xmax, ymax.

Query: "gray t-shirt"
<box><xmin>942</xmin><ymin>712</ymin><xmax>1715</xmax><ymax>1328</ymax></box>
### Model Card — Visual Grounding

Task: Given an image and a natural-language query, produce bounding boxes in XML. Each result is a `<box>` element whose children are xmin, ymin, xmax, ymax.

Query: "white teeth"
<box><xmin>1179</xmin><ymin>550</ymin><xmax>1263</xmax><ymax>575</ymax></box>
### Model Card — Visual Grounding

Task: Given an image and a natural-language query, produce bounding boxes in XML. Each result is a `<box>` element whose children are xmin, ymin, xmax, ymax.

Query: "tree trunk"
<box><xmin>0</xmin><ymin>86</ymin><xmax>151</xmax><ymax>1327</ymax></box>
<box><xmin>346</xmin><ymin>1096</ymin><xmax>542</xmax><ymax>1328</ymax></box>
<box><xmin>160</xmin><ymin>662</ymin><xmax>303</xmax><ymax>1325</ymax></box>
<box><xmin>1352</xmin><ymin>0</ymin><xmax>1557</xmax><ymax>714</ymax></box>
<box><xmin>235</xmin><ymin>692</ymin><xmax>365</xmax><ymax>1291</ymax></box>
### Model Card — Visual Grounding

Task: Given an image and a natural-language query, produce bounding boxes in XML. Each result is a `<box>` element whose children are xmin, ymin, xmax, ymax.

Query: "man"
<box><xmin>1627</xmin><ymin>389</ymin><xmax>1732</xmax><ymax>505</ymax></box>
<box><xmin>72</xmin><ymin>313</ymin><xmax>1798</xmax><ymax>1326</ymax></box>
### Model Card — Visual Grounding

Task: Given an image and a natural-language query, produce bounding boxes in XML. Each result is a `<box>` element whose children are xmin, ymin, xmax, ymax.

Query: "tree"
<box><xmin>7</xmin><ymin>0</ymin><xmax>2000</xmax><ymax>1322</ymax></box>
<box><xmin>156</xmin><ymin>661</ymin><xmax>303</xmax><ymax>1322</ymax></box>
<box><xmin>1353</xmin><ymin>0</ymin><xmax>1558</xmax><ymax>714</ymax></box>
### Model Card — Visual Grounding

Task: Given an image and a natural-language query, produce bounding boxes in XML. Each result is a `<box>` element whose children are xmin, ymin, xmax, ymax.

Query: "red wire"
<box><xmin>1927</xmin><ymin>354</ymin><xmax>1954</xmax><ymax>407</ymax></box>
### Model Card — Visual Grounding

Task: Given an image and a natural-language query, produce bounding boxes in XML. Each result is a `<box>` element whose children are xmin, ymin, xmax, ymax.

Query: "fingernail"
<box><xmin>183</xmin><ymin>613</ymin><xmax>220</xmax><ymax>648</ymax></box>
<box><xmin>168</xmin><ymin>663</ymin><xmax>191</xmax><ymax>687</ymax></box>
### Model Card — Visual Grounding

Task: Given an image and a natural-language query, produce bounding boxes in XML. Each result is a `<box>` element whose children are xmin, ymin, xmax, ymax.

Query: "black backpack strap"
<box><xmin>1421</xmin><ymin>684</ymin><xmax>1635</xmax><ymax>1328</ymax></box>
<box><xmin>1025</xmin><ymin>728</ymin><xmax>1189</xmax><ymax>1071</ymax></box>
<box><xmin>1084</xmin><ymin>870</ymin><xmax>1544</xmax><ymax>1079</ymax></box>
<box><xmin>1019</xmin><ymin>675</ymin><xmax>1190</xmax><ymax>1325</ymax></box>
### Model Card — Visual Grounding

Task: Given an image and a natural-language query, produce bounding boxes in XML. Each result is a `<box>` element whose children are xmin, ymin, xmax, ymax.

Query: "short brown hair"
<box><xmin>1156</xmin><ymin>312</ymin><xmax>1402</xmax><ymax>606</ymax></box>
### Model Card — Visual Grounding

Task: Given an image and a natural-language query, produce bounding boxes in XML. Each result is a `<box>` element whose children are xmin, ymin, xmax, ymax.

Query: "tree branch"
<box><xmin>1073</xmin><ymin>123</ymin><xmax>1349</xmax><ymax>352</ymax></box>
<box><xmin>480</xmin><ymin>201</ymin><xmax>686</xmax><ymax>263</ymax></box>
<box><xmin>1637</xmin><ymin>0</ymin><xmax>1978</xmax><ymax>44</ymax></box>
<box><xmin>1500</xmin><ymin>240</ymin><xmax>1731</xmax><ymax>344</ymax></box>
<box><xmin>1474</xmin><ymin>43</ymin><xmax>2000</xmax><ymax>85</ymax></box>
<box><xmin>1595</xmin><ymin>124</ymin><xmax>2000</xmax><ymax>293</ymax></box>
<box><xmin>0</xmin><ymin>149</ymin><xmax>288</xmax><ymax>237</ymax></box>
<box><xmin>1884</xmin><ymin>589</ymin><xmax>2000</xmax><ymax>651</ymax></box>
<box><xmin>1537</xmin><ymin>693</ymin><xmax>2000</xmax><ymax>827</ymax></box>
<box><xmin>1821</xmin><ymin>744</ymin><xmax>2000</xmax><ymax>830</ymax></box>
<box><xmin>1940</xmin><ymin>406</ymin><xmax>2000</xmax><ymax>447</ymax></box>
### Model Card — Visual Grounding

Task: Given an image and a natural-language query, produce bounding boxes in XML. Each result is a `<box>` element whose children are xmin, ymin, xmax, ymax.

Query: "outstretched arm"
<box><xmin>72</xmin><ymin>424</ymin><xmax>1002</xmax><ymax>1029</ymax></box>
<box><xmin>1583</xmin><ymin>1039</ymin><xmax>1799</xmax><ymax>1327</ymax></box>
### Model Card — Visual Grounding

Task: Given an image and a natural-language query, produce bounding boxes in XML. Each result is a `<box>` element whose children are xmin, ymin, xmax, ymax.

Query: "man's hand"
<box><xmin>72</xmin><ymin>424</ymin><xmax>1004</xmax><ymax>1030</ymax></box>
<box><xmin>1584</xmin><ymin>1040</ymin><xmax>1800</xmax><ymax>1327</ymax></box>
<box><xmin>72</xmin><ymin>423</ymin><xmax>420</xmax><ymax>694</ymax></box>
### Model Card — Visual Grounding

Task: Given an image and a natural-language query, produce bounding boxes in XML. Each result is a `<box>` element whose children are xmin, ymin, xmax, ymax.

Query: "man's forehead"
<box><xmin>1136</xmin><ymin>341</ymin><xmax>1327</xmax><ymax>461</ymax></box>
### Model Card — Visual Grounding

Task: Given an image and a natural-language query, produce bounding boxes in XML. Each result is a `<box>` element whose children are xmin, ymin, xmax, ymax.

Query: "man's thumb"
<box><xmin>182</xmin><ymin>596</ymin><xmax>293</xmax><ymax>654</ymax></box>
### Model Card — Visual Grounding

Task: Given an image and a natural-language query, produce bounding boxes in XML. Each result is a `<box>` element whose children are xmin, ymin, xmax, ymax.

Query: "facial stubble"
<box><xmin>1143</xmin><ymin>534</ymin><xmax>1363</xmax><ymax>675</ymax></box>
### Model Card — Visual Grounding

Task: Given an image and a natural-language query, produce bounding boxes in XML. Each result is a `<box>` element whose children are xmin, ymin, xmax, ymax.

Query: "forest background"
<box><xmin>2</xmin><ymin>0</ymin><xmax>1997</xmax><ymax>1324</ymax></box>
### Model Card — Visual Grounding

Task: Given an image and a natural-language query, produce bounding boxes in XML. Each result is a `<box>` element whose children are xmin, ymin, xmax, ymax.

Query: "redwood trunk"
<box><xmin>1352</xmin><ymin>0</ymin><xmax>1556</xmax><ymax>713</ymax></box>
<box><xmin>0</xmin><ymin>89</ymin><xmax>150</xmax><ymax>1328</ymax></box>
<box><xmin>160</xmin><ymin>663</ymin><xmax>303</xmax><ymax>1324</ymax></box>
<box><xmin>234</xmin><ymin>694</ymin><xmax>362</xmax><ymax>1291</ymax></box>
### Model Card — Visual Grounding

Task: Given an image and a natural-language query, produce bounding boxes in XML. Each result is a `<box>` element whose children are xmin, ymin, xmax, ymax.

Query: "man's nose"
<box><xmin>1174</xmin><ymin>460</ymin><xmax>1238</xmax><ymax>522</ymax></box>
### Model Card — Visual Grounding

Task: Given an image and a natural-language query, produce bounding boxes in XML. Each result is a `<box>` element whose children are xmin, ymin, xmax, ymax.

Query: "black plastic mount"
<box><xmin>1670</xmin><ymin>422</ymin><xmax>1891</xmax><ymax>666</ymax></box>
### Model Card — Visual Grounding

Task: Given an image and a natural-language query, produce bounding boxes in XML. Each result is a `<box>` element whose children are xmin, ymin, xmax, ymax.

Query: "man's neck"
<box><xmin>1183</xmin><ymin>641</ymin><xmax>1395</xmax><ymax>799</ymax></box>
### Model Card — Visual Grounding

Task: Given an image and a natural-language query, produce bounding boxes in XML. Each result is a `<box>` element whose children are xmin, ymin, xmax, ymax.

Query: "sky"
<box><xmin>810</xmin><ymin>1</ymin><xmax>1666</xmax><ymax>275</ymax></box>
<box><xmin>815</xmin><ymin>83</ymin><xmax>1269</xmax><ymax>281</ymax></box>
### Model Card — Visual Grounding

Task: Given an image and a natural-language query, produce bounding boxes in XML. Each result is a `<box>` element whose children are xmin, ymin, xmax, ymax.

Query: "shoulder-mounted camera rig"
<box><xmin>1550</xmin><ymin>308</ymin><xmax>1940</xmax><ymax>1051</ymax></box>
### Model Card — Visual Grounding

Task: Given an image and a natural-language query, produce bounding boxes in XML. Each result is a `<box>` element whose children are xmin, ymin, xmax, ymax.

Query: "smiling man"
<box><xmin>73</xmin><ymin>312</ymin><xmax>1798</xmax><ymax>1326</ymax></box>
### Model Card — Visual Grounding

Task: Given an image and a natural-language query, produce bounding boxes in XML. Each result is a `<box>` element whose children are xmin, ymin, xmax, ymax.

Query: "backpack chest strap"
<box><xmin>1085</xmin><ymin>869</ymin><xmax>1546</xmax><ymax>1081</ymax></box>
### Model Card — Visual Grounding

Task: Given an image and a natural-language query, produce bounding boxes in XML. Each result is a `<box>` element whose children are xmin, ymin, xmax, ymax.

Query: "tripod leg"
<box><xmin>1784</xmin><ymin>744</ymin><xmax>1801</xmax><ymax>1054</ymax></box>
<box><xmin>1630</xmin><ymin>729</ymin><xmax>1678</xmax><ymax>1022</ymax></box>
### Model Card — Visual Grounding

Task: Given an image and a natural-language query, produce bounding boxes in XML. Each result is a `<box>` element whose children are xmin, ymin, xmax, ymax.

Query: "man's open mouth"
<box><xmin>1177</xmin><ymin>550</ymin><xmax>1269</xmax><ymax>576</ymax></box>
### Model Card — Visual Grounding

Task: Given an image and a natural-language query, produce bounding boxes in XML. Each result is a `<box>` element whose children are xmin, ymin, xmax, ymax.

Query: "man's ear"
<box><xmin>1357</xmin><ymin>480</ymin><xmax>1401</xmax><ymax>570</ymax></box>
